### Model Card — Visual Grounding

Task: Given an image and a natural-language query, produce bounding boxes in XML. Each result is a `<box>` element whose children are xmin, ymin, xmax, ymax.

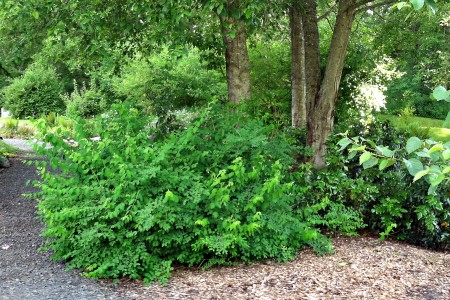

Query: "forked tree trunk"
<box><xmin>290</xmin><ymin>2</ymin><xmax>307</xmax><ymax>128</ymax></box>
<box><xmin>307</xmin><ymin>1</ymin><xmax>355</xmax><ymax>169</ymax></box>
<box><xmin>220</xmin><ymin>16</ymin><xmax>251</xmax><ymax>104</ymax></box>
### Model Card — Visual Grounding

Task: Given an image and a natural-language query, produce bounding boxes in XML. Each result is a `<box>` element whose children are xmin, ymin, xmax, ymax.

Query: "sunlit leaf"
<box><xmin>403</xmin><ymin>158</ymin><xmax>423</xmax><ymax>176</ymax></box>
<box><xmin>406</xmin><ymin>137</ymin><xmax>422</xmax><ymax>154</ymax></box>
<box><xmin>337</xmin><ymin>137</ymin><xmax>352</xmax><ymax>151</ymax></box>
<box><xmin>359</xmin><ymin>152</ymin><xmax>372</xmax><ymax>164</ymax></box>
<box><xmin>433</xmin><ymin>86</ymin><xmax>450</xmax><ymax>101</ymax></box>
<box><xmin>413</xmin><ymin>169</ymin><xmax>430</xmax><ymax>182</ymax></box>
<box><xmin>428</xmin><ymin>144</ymin><xmax>443</xmax><ymax>154</ymax></box>
<box><xmin>430</xmin><ymin>173</ymin><xmax>445</xmax><ymax>187</ymax></box>
<box><xmin>410</xmin><ymin>0</ymin><xmax>425</xmax><ymax>10</ymax></box>
<box><xmin>363</xmin><ymin>157</ymin><xmax>379</xmax><ymax>169</ymax></box>
<box><xmin>379</xmin><ymin>158</ymin><xmax>396</xmax><ymax>170</ymax></box>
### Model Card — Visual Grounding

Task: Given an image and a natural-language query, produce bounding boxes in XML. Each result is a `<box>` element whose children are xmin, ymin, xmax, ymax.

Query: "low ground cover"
<box><xmin>0</xmin><ymin>139</ymin><xmax>18</xmax><ymax>157</ymax></box>
<box><xmin>378</xmin><ymin>115</ymin><xmax>450</xmax><ymax>142</ymax></box>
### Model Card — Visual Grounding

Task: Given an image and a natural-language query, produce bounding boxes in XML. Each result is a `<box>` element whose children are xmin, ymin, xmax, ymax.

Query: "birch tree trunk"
<box><xmin>290</xmin><ymin>1</ymin><xmax>307</xmax><ymax>128</ymax></box>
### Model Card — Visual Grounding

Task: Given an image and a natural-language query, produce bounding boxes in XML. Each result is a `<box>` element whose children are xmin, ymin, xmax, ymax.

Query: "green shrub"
<box><xmin>56</xmin><ymin>116</ymin><xmax>74</xmax><ymax>130</ymax></box>
<box><xmin>1</xmin><ymin>64</ymin><xmax>65</xmax><ymax>118</ymax></box>
<box><xmin>113</xmin><ymin>48</ymin><xmax>227</xmax><ymax>111</ymax></box>
<box><xmin>384</xmin><ymin>75</ymin><xmax>450</xmax><ymax>119</ymax></box>
<box><xmin>3</xmin><ymin>117</ymin><xmax>19</xmax><ymax>131</ymax></box>
<box><xmin>332</xmin><ymin>120</ymin><xmax>450</xmax><ymax>249</ymax></box>
<box><xmin>0</xmin><ymin>118</ymin><xmax>19</xmax><ymax>138</ymax></box>
<box><xmin>32</xmin><ymin>103</ymin><xmax>334</xmax><ymax>283</ymax></box>
<box><xmin>63</xmin><ymin>79</ymin><xmax>109</xmax><ymax>118</ymax></box>
<box><xmin>46</xmin><ymin>112</ymin><xmax>57</xmax><ymax>126</ymax></box>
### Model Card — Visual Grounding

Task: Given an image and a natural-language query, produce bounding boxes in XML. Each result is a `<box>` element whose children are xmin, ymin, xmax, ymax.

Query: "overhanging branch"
<box><xmin>318</xmin><ymin>4</ymin><xmax>337</xmax><ymax>21</ymax></box>
<box><xmin>349</xmin><ymin>0</ymin><xmax>398</xmax><ymax>12</ymax></box>
<box><xmin>355</xmin><ymin>0</ymin><xmax>398</xmax><ymax>14</ymax></box>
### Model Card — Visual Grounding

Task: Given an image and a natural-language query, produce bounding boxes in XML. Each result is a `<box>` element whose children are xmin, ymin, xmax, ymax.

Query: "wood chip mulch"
<box><xmin>115</xmin><ymin>236</ymin><xmax>450</xmax><ymax>300</ymax></box>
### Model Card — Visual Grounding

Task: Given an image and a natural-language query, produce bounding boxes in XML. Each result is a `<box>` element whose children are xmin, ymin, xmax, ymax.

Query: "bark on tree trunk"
<box><xmin>307</xmin><ymin>1</ymin><xmax>355</xmax><ymax>169</ymax></box>
<box><xmin>290</xmin><ymin>2</ymin><xmax>307</xmax><ymax>128</ymax></box>
<box><xmin>302</xmin><ymin>0</ymin><xmax>321</xmax><ymax>115</ymax></box>
<box><xmin>220</xmin><ymin>17</ymin><xmax>251</xmax><ymax>104</ymax></box>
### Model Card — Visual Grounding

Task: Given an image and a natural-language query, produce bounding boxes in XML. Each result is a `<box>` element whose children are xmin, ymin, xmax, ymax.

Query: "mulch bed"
<box><xmin>116</xmin><ymin>236</ymin><xmax>450</xmax><ymax>300</ymax></box>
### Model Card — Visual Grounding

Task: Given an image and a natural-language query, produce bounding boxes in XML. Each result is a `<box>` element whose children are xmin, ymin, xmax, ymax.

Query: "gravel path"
<box><xmin>1</xmin><ymin>138</ymin><xmax>35</xmax><ymax>152</ymax></box>
<box><xmin>0</xmin><ymin>154</ymin><xmax>129</xmax><ymax>300</ymax></box>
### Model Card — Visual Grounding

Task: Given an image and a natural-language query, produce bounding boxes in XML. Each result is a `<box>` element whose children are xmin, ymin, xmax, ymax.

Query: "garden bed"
<box><xmin>115</xmin><ymin>236</ymin><xmax>450</xmax><ymax>300</ymax></box>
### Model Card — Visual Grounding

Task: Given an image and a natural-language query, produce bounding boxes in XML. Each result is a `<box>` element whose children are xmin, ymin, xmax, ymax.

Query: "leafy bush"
<box><xmin>63</xmin><ymin>79</ymin><xmax>109</xmax><ymax>118</ymax></box>
<box><xmin>334</xmin><ymin>119</ymin><xmax>450</xmax><ymax>249</ymax></box>
<box><xmin>113</xmin><ymin>48</ymin><xmax>227</xmax><ymax>111</ymax></box>
<box><xmin>3</xmin><ymin>117</ymin><xmax>19</xmax><ymax>131</ymax></box>
<box><xmin>1</xmin><ymin>64</ymin><xmax>65</xmax><ymax>118</ymax></box>
<box><xmin>384</xmin><ymin>75</ymin><xmax>450</xmax><ymax>119</ymax></box>
<box><xmin>55</xmin><ymin>116</ymin><xmax>74</xmax><ymax>130</ymax></box>
<box><xmin>0</xmin><ymin>118</ymin><xmax>19</xmax><ymax>138</ymax></box>
<box><xmin>32</xmin><ymin>103</ymin><xmax>335</xmax><ymax>283</ymax></box>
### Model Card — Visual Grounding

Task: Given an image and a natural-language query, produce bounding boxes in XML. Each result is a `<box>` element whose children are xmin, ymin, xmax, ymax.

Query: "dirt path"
<box><xmin>0</xmin><ymin>154</ymin><xmax>127</xmax><ymax>300</ymax></box>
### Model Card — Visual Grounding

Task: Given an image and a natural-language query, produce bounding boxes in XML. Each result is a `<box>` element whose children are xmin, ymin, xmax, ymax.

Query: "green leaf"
<box><xmin>430</xmin><ymin>174</ymin><xmax>445</xmax><ymax>187</ymax></box>
<box><xmin>359</xmin><ymin>152</ymin><xmax>372</xmax><ymax>164</ymax></box>
<box><xmin>363</xmin><ymin>157</ymin><xmax>379</xmax><ymax>169</ymax></box>
<box><xmin>348</xmin><ymin>151</ymin><xmax>357</xmax><ymax>160</ymax></box>
<box><xmin>337</xmin><ymin>137</ymin><xmax>352</xmax><ymax>151</ymax></box>
<box><xmin>376</xmin><ymin>146</ymin><xmax>394</xmax><ymax>157</ymax></box>
<box><xmin>433</xmin><ymin>86</ymin><xmax>450</xmax><ymax>101</ymax></box>
<box><xmin>410</xmin><ymin>0</ymin><xmax>425</xmax><ymax>10</ymax></box>
<box><xmin>428</xmin><ymin>184</ymin><xmax>437</xmax><ymax>195</ymax></box>
<box><xmin>428</xmin><ymin>144</ymin><xmax>443</xmax><ymax>154</ymax></box>
<box><xmin>415</xmin><ymin>151</ymin><xmax>431</xmax><ymax>158</ymax></box>
<box><xmin>442</xmin><ymin>166</ymin><xmax>450</xmax><ymax>174</ymax></box>
<box><xmin>403</xmin><ymin>158</ymin><xmax>424</xmax><ymax>176</ymax></box>
<box><xmin>379</xmin><ymin>159</ymin><xmax>396</xmax><ymax>171</ymax></box>
<box><xmin>442</xmin><ymin>149</ymin><xmax>450</xmax><ymax>160</ymax></box>
<box><xmin>394</xmin><ymin>1</ymin><xmax>409</xmax><ymax>10</ymax></box>
<box><xmin>406</xmin><ymin>137</ymin><xmax>422</xmax><ymax>154</ymax></box>
<box><xmin>425</xmin><ymin>0</ymin><xmax>436</xmax><ymax>14</ymax></box>
<box><xmin>32</xmin><ymin>11</ymin><xmax>39</xmax><ymax>19</ymax></box>
<box><xmin>413</xmin><ymin>169</ymin><xmax>430</xmax><ymax>182</ymax></box>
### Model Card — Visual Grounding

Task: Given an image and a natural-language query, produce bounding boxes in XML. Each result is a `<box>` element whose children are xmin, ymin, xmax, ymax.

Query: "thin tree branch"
<box><xmin>318</xmin><ymin>4</ymin><xmax>337</xmax><ymax>21</ymax></box>
<box><xmin>355</xmin><ymin>0</ymin><xmax>398</xmax><ymax>14</ymax></box>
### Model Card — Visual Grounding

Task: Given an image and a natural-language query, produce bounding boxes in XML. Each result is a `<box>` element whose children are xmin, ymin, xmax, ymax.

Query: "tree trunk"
<box><xmin>302</xmin><ymin>0</ymin><xmax>321</xmax><ymax>115</ymax></box>
<box><xmin>290</xmin><ymin>2</ymin><xmax>307</xmax><ymax>128</ymax></box>
<box><xmin>307</xmin><ymin>1</ymin><xmax>355</xmax><ymax>169</ymax></box>
<box><xmin>220</xmin><ymin>16</ymin><xmax>251</xmax><ymax>104</ymax></box>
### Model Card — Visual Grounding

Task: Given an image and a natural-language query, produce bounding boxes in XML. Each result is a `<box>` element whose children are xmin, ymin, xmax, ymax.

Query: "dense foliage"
<box><xmin>31</xmin><ymin>103</ymin><xmax>369</xmax><ymax>282</ymax></box>
<box><xmin>334</xmin><ymin>86</ymin><xmax>450</xmax><ymax>249</ymax></box>
<box><xmin>1</xmin><ymin>0</ymin><xmax>447</xmax><ymax>284</ymax></box>
<box><xmin>1</xmin><ymin>64</ymin><xmax>65</xmax><ymax>118</ymax></box>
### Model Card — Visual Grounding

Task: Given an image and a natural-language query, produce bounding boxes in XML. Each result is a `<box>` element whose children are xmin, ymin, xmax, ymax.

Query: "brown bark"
<box><xmin>302</xmin><ymin>0</ymin><xmax>321</xmax><ymax>115</ymax></box>
<box><xmin>307</xmin><ymin>0</ymin><xmax>356</xmax><ymax>169</ymax></box>
<box><xmin>290</xmin><ymin>1</ymin><xmax>307</xmax><ymax>128</ymax></box>
<box><xmin>220</xmin><ymin>16</ymin><xmax>251</xmax><ymax>104</ymax></box>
